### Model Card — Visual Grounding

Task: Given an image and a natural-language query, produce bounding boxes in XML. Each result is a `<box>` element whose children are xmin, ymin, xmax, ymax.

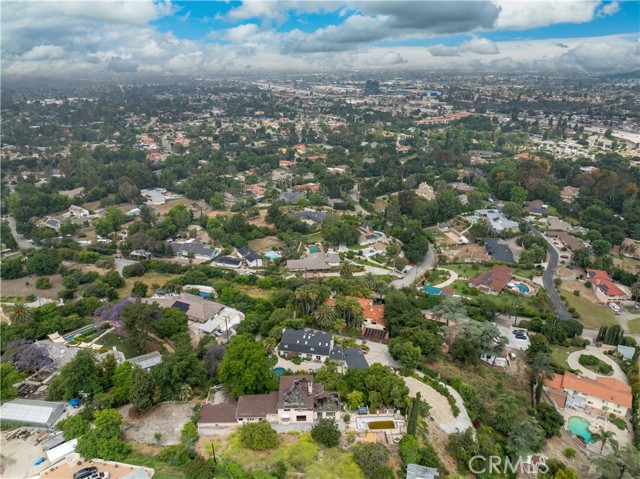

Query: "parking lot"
<box><xmin>497</xmin><ymin>324</ymin><xmax>531</xmax><ymax>351</ymax></box>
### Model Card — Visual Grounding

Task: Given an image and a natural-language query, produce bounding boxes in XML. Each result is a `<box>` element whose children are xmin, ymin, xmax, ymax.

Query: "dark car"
<box><xmin>512</xmin><ymin>329</ymin><xmax>525</xmax><ymax>335</ymax></box>
<box><xmin>515</xmin><ymin>334</ymin><xmax>528</xmax><ymax>340</ymax></box>
<box><xmin>73</xmin><ymin>467</ymin><xmax>98</xmax><ymax>479</ymax></box>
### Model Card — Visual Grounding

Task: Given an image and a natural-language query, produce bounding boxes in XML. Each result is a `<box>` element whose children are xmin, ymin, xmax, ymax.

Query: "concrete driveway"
<box><xmin>363</xmin><ymin>341</ymin><xmax>400</xmax><ymax>368</ymax></box>
<box><xmin>496</xmin><ymin>324</ymin><xmax>531</xmax><ymax>351</ymax></box>
<box><xmin>567</xmin><ymin>347</ymin><xmax>629</xmax><ymax>384</ymax></box>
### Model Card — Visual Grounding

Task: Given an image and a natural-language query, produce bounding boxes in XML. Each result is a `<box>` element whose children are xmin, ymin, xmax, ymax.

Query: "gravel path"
<box><xmin>405</xmin><ymin>376</ymin><xmax>473</xmax><ymax>434</ymax></box>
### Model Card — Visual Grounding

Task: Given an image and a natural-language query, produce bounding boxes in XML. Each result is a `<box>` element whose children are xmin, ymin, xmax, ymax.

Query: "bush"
<box><xmin>157</xmin><ymin>444</ymin><xmax>196</xmax><ymax>466</ymax></box>
<box><xmin>565</xmin><ymin>448</ymin><xmax>576</xmax><ymax>459</ymax></box>
<box><xmin>608</xmin><ymin>414</ymin><xmax>627</xmax><ymax>430</ymax></box>
<box><xmin>35</xmin><ymin>277</ymin><xmax>51</xmax><ymax>289</ymax></box>
<box><xmin>585</xmin><ymin>280</ymin><xmax>592</xmax><ymax>288</ymax></box>
<box><xmin>239</xmin><ymin>421</ymin><xmax>278</xmax><ymax>450</ymax></box>
<box><xmin>579</xmin><ymin>354</ymin><xmax>613</xmax><ymax>375</ymax></box>
<box><xmin>572</xmin><ymin>290</ymin><xmax>580</xmax><ymax>297</ymax></box>
<box><xmin>310</xmin><ymin>419</ymin><xmax>340</xmax><ymax>447</ymax></box>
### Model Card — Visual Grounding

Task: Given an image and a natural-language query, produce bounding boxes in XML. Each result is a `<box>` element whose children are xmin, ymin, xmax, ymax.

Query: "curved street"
<box><xmin>391</xmin><ymin>244</ymin><xmax>436</xmax><ymax>289</ymax></box>
<box><xmin>530</xmin><ymin>225</ymin><xmax>571</xmax><ymax>320</ymax></box>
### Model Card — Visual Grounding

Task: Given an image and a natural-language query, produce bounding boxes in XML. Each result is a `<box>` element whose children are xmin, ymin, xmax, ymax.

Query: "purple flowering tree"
<box><xmin>4</xmin><ymin>340</ymin><xmax>53</xmax><ymax>373</ymax></box>
<box><xmin>93</xmin><ymin>296</ymin><xmax>137</xmax><ymax>334</ymax></box>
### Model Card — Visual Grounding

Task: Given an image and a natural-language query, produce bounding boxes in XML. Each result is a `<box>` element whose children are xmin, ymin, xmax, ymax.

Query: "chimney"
<box><xmin>307</xmin><ymin>379</ymin><xmax>313</xmax><ymax>395</ymax></box>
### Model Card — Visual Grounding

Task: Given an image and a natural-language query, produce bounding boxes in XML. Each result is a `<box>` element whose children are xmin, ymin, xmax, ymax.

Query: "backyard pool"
<box><xmin>264</xmin><ymin>251</ymin><xmax>279</xmax><ymax>259</ymax></box>
<box><xmin>469</xmin><ymin>216</ymin><xmax>479</xmax><ymax>223</ymax></box>
<box><xmin>273</xmin><ymin>367</ymin><xmax>286</xmax><ymax>375</ymax></box>
<box><xmin>516</xmin><ymin>283</ymin><xmax>530</xmax><ymax>294</ymax></box>
<box><xmin>374</xmin><ymin>231</ymin><xmax>385</xmax><ymax>238</ymax></box>
<box><xmin>309</xmin><ymin>245</ymin><xmax>320</xmax><ymax>253</ymax></box>
<box><xmin>568</xmin><ymin>416</ymin><xmax>596</xmax><ymax>443</ymax></box>
<box><xmin>64</xmin><ymin>325</ymin><xmax>96</xmax><ymax>342</ymax></box>
<box><xmin>509</xmin><ymin>281</ymin><xmax>535</xmax><ymax>296</ymax></box>
<box><xmin>356</xmin><ymin>416</ymin><xmax>397</xmax><ymax>431</ymax></box>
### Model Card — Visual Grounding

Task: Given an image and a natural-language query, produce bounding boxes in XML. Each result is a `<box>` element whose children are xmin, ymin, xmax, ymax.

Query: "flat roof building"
<box><xmin>0</xmin><ymin>399</ymin><xmax>65</xmax><ymax>428</ymax></box>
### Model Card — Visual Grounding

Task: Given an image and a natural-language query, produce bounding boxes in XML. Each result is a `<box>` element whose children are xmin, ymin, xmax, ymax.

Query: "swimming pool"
<box><xmin>64</xmin><ymin>325</ymin><xmax>96</xmax><ymax>342</ymax></box>
<box><xmin>374</xmin><ymin>231</ymin><xmax>385</xmax><ymax>238</ymax></box>
<box><xmin>309</xmin><ymin>245</ymin><xmax>320</xmax><ymax>253</ymax></box>
<box><xmin>568</xmin><ymin>416</ymin><xmax>596</xmax><ymax>443</ymax></box>
<box><xmin>356</xmin><ymin>416</ymin><xmax>397</xmax><ymax>431</ymax></box>
<box><xmin>264</xmin><ymin>251</ymin><xmax>279</xmax><ymax>259</ymax></box>
<box><xmin>273</xmin><ymin>367</ymin><xmax>286</xmax><ymax>375</ymax></box>
<box><xmin>516</xmin><ymin>283</ymin><xmax>530</xmax><ymax>294</ymax></box>
<box><xmin>469</xmin><ymin>216</ymin><xmax>479</xmax><ymax>223</ymax></box>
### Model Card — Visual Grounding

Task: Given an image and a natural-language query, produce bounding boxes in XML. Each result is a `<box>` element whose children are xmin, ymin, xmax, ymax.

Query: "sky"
<box><xmin>2</xmin><ymin>0</ymin><xmax>639</xmax><ymax>78</ymax></box>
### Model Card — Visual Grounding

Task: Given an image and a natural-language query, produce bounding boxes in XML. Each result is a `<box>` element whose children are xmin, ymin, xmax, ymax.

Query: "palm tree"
<box><xmin>360</xmin><ymin>272</ymin><xmax>378</xmax><ymax>291</ymax></box>
<box><xmin>335</xmin><ymin>296</ymin><xmax>364</xmax><ymax>328</ymax></box>
<box><xmin>314</xmin><ymin>304</ymin><xmax>337</xmax><ymax>329</ymax></box>
<box><xmin>339</xmin><ymin>261</ymin><xmax>355</xmax><ymax>279</ymax></box>
<box><xmin>10</xmin><ymin>300</ymin><xmax>33</xmax><ymax>324</ymax></box>
<box><xmin>591</xmin><ymin>427</ymin><xmax>619</xmax><ymax>453</ymax></box>
<box><xmin>373</xmin><ymin>280</ymin><xmax>390</xmax><ymax>298</ymax></box>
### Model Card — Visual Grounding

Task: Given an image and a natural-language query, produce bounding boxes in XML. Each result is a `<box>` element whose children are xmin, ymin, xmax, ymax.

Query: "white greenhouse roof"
<box><xmin>0</xmin><ymin>399</ymin><xmax>65</xmax><ymax>427</ymax></box>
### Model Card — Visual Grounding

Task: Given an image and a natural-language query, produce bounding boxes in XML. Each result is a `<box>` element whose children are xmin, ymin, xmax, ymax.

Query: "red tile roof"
<box><xmin>468</xmin><ymin>265</ymin><xmax>512</xmax><ymax>293</ymax></box>
<box><xmin>545</xmin><ymin>372</ymin><xmax>632</xmax><ymax>409</ymax></box>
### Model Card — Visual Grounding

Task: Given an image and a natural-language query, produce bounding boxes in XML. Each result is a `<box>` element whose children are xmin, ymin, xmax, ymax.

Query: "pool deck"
<box><xmin>559</xmin><ymin>405</ymin><xmax>632</xmax><ymax>454</ymax></box>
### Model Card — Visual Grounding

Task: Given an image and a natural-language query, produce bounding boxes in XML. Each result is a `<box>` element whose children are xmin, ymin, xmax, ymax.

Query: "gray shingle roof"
<box><xmin>483</xmin><ymin>237</ymin><xmax>515</xmax><ymax>263</ymax></box>
<box><xmin>280</xmin><ymin>329</ymin><xmax>333</xmax><ymax>357</ymax></box>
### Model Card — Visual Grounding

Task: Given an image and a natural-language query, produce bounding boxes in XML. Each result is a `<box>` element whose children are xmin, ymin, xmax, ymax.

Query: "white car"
<box><xmin>608</xmin><ymin>303</ymin><xmax>622</xmax><ymax>314</ymax></box>
<box><xmin>87</xmin><ymin>472</ymin><xmax>110</xmax><ymax>479</ymax></box>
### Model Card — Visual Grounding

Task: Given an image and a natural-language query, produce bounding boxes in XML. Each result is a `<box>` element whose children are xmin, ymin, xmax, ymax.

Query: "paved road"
<box><xmin>530</xmin><ymin>226</ymin><xmax>571</xmax><ymax>320</ymax></box>
<box><xmin>161</xmin><ymin>136</ymin><xmax>173</xmax><ymax>155</ymax></box>
<box><xmin>348</xmin><ymin>185</ymin><xmax>368</xmax><ymax>216</ymax></box>
<box><xmin>5</xmin><ymin>215</ymin><xmax>33</xmax><ymax>250</ymax></box>
<box><xmin>391</xmin><ymin>245</ymin><xmax>436</xmax><ymax>289</ymax></box>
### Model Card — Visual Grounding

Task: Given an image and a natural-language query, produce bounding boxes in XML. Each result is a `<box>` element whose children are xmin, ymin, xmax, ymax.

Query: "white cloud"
<box><xmin>429</xmin><ymin>36</ymin><xmax>499</xmax><ymax>56</ymax></box>
<box><xmin>494</xmin><ymin>0</ymin><xmax>601</xmax><ymax>30</ymax></box>
<box><xmin>599</xmin><ymin>1</ymin><xmax>620</xmax><ymax>16</ymax></box>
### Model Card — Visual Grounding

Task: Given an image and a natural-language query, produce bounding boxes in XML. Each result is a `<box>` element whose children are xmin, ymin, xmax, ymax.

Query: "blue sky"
<box><xmin>2</xmin><ymin>1</ymin><xmax>639</xmax><ymax>77</ymax></box>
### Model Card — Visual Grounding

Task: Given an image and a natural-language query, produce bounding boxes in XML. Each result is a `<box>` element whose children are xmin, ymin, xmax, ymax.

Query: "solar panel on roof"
<box><xmin>171</xmin><ymin>301</ymin><xmax>190</xmax><ymax>312</ymax></box>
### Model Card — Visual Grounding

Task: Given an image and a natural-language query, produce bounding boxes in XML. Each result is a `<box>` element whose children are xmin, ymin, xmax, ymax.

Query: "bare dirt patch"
<box><xmin>120</xmin><ymin>402</ymin><xmax>196</xmax><ymax>446</ymax></box>
<box><xmin>1</xmin><ymin>274</ymin><xmax>64</xmax><ymax>300</ymax></box>
<box><xmin>248</xmin><ymin>236</ymin><xmax>283</xmax><ymax>252</ymax></box>
<box><xmin>543</xmin><ymin>432</ymin><xmax>592</xmax><ymax>478</ymax></box>
<box><xmin>442</xmin><ymin>243</ymin><xmax>490</xmax><ymax>263</ymax></box>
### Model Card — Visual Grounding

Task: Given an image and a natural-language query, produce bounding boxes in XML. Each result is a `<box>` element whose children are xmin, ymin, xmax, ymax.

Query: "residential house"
<box><xmin>327</xmin><ymin>297</ymin><xmax>388</xmax><ymax>341</ymax></box>
<box><xmin>68</xmin><ymin>205</ymin><xmax>90</xmax><ymax>218</ymax></box>
<box><xmin>238</xmin><ymin>246</ymin><xmax>263</xmax><ymax>268</ymax></box>
<box><xmin>128</xmin><ymin>351</ymin><xmax>163</xmax><ymax>371</ymax></box>
<box><xmin>483</xmin><ymin>238</ymin><xmax>515</xmax><ymax>263</ymax></box>
<box><xmin>279</xmin><ymin>191</ymin><xmax>306</xmax><ymax>203</ymax></box>
<box><xmin>286</xmin><ymin>253</ymin><xmax>341</xmax><ymax>272</ymax></box>
<box><xmin>141</xmin><ymin>188</ymin><xmax>167</xmax><ymax>205</ymax></box>
<box><xmin>41</xmin><ymin>217</ymin><xmax>60</xmax><ymax>230</ymax></box>
<box><xmin>586</xmin><ymin>269</ymin><xmax>631</xmax><ymax>304</ymax></box>
<box><xmin>143</xmin><ymin>292</ymin><xmax>223</xmax><ymax>322</ymax></box>
<box><xmin>545</xmin><ymin>371</ymin><xmax>632</xmax><ymax>417</ymax></box>
<box><xmin>415</xmin><ymin>182</ymin><xmax>436</xmax><ymax>200</ymax></box>
<box><xmin>524</xmin><ymin>200</ymin><xmax>548</xmax><ymax>215</ymax></box>
<box><xmin>279</xmin><ymin>329</ymin><xmax>334</xmax><ymax>361</ymax></box>
<box><xmin>290</xmin><ymin>210</ymin><xmax>327</xmax><ymax>225</ymax></box>
<box><xmin>475</xmin><ymin>209</ymin><xmax>518</xmax><ymax>233</ymax></box>
<box><xmin>560</xmin><ymin>186</ymin><xmax>580</xmax><ymax>203</ymax></box>
<box><xmin>293</xmin><ymin>182</ymin><xmax>321</xmax><ymax>193</ymax></box>
<box><xmin>244</xmin><ymin>184</ymin><xmax>265</xmax><ymax>200</ymax></box>
<box><xmin>329</xmin><ymin>346</ymin><xmax>369</xmax><ymax>370</ymax></box>
<box><xmin>546</xmin><ymin>216</ymin><xmax>573</xmax><ymax>232</ymax></box>
<box><xmin>468</xmin><ymin>265</ymin><xmax>513</xmax><ymax>295</ymax></box>
<box><xmin>358</xmin><ymin>227</ymin><xmax>380</xmax><ymax>246</ymax></box>
<box><xmin>170</xmin><ymin>240</ymin><xmax>220</xmax><ymax>260</ymax></box>
<box><xmin>198</xmin><ymin>375</ymin><xmax>341</xmax><ymax>431</ymax></box>
<box><xmin>621</xmin><ymin>238</ymin><xmax>640</xmax><ymax>259</ymax></box>
<box><xmin>547</xmin><ymin>231</ymin><xmax>583</xmax><ymax>251</ymax></box>
<box><xmin>214</xmin><ymin>256</ymin><xmax>242</xmax><ymax>269</ymax></box>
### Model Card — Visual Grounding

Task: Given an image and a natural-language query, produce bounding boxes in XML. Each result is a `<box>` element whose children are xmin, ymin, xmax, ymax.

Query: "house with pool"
<box><xmin>545</xmin><ymin>371</ymin><xmax>632</xmax><ymax>418</ymax></box>
<box><xmin>468</xmin><ymin>265</ymin><xmax>512</xmax><ymax>295</ymax></box>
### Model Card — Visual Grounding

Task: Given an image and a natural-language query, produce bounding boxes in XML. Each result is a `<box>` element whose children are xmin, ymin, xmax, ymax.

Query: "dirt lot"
<box><xmin>158</xmin><ymin>198</ymin><xmax>210</xmax><ymax>216</ymax></box>
<box><xmin>1</xmin><ymin>430</ymin><xmax>50</xmax><ymax>479</ymax></box>
<box><xmin>442</xmin><ymin>243</ymin><xmax>490</xmax><ymax>263</ymax></box>
<box><xmin>120</xmin><ymin>402</ymin><xmax>196</xmax><ymax>446</ymax></box>
<box><xmin>248</xmin><ymin>236</ymin><xmax>283</xmax><ymax>252</ymax></box>
<box><xmin>543</xmin><ymin>431</ymin><xmax>592</xmax><ymax>477</ymax></box>
<box><xmin>0</xmin><ymin>274</ymin><xmax>64</xmax><ymax>300</ymax></box>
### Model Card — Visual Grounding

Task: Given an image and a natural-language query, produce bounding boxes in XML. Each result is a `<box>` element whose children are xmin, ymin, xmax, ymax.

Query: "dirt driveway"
<box><xmin>120</xmin><ymin>402</ymin><xmax>196</xmax><ymax>446</ymax></box>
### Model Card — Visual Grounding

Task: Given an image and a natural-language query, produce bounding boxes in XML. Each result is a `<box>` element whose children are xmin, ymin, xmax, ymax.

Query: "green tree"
<box><xmin>103</xmin><ymin>270</ymin><xmax>125</xmax><ymax>288</ymax></box>
<box><xmin>0</xmin><ymin>362</ymin><xmax>26</xmax><ymax>400</ymax></box>
<box><xmin>398</xmin><ymin>434</ymin><xmax>421</xmax><ymax>468</ymax></box>
<box><xmin>120</xmin><ymin>301</ymin><xmax>158</xmax><ymax>350</ymax></box>
<box><xmin>47</xmin><ymin>349</ymin><xmax>102</xmax><ymax>400</ymax></box>
<box><xmin>9</xmin><ymin>300</ymin><xmax>33</xmax><ymax>324</ymax></box>
<box><xmin>535</xmin><ymin>403</ymin><xmax>564</xmax><ymax>438</ymax></box>
<box><xmin>527</xmin><ymin>334</ymin><xmax>551</xmax><ymax>360</ymax></box>
<box><xmin>431</xmin><ymin>296</ymin><xmax>467</xmax><ymax>326</ymax></box>
<box><xmin>62</xmin><ymin>414</ymin><xmax>91</xmax><ymax>440</ymax></box>
<box><xmin>311</xmin><ymin>418</ymin><xmax>340</xmax><ymax>447</ymax></box>
<box><xmin>76</xmin><ymin>409</ymin><xmax>131</xmax><ymax>461</ymax></box>
<box><xmin>217</xmin><ymin>335</ymin><xmax>278</xmax><ymax>397</ymax></box>
<box><xmin>184</xmin><ymin>455</ymin><xmax>215</xmax><ymax>479</ymax></box>
<box><xmin>490</xmin><ymin>393</ymin><xmax>520</xmax><ymax>434</ymax></box>
<box><xmin>181</xmin><ymin>420</ymin><xmax>199</xmax><ymax>448</ymax></box>
<box><xmin>129</xmin><ymin>366</ymin><xmax>160</xmax><ymax>414</ymax></box>
<box><xmin>593</xmin><ymin>445</ymin><xmax>640</xmax><ymax>479</ymax></box>
<box><xmin>339</xmin><ymin>261</ymin><xmax>355</xmax><ymax>279</ymax></box>
<box><xmin>131</xmin><ymin>281</ymin><xmax>149</xmax><ymax>297</ymax></box>
<box><xmin>631</xmin><ymin>281</ymin><xmax>640</xmax><ymax>300</ymax></box>
<box><xmin>510</xmin><ymin>186</ymin><xmax>528</xmax><ymax>205</ymax></box>
<box><xmin>346</xmin><ymin>390</ymin><xmax>365</xmax><ymax>410</ymax></box>
<box><xmin>314</xmin><ymin>304</ymin><xmax>336</xmax><ymax>329</ymax></box>
<box><xmin>571</xmin><ymin>247</ymin><xmax>592</xmax><ymax>268</ymax></box>
<box><xmin>591</xmin><ymin>427</ymin><xmax>619</xmax><ymax>454</ymax></box>
<box><xmin>388</xmin><ymin>339</ymin><xmax>421</xmax><ymax>375</ymax></box>
<box><xmin>592</xmin><ymin>240</ymin><xmax>612</xmax><ymax>257</ymax></box>
<box><xmin>239</xmin><ymin>421</ymin><xmax>278</xmax><ymax>450</ymax></box>
<box><xmin>26</xmin><ymin>249</ymin><xmax>61</xmax><ymax>275</ymax></box>
<box><xmin>508</xmin><ymin>416</ymin><xmax>545</xmax><ymax>459</ymax></box>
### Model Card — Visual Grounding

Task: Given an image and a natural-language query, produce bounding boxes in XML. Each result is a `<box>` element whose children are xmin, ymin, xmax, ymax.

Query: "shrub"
<box><xmin>573</xmin><ymin>290</ymin><xmax>580</xmax><ymax>297</ymax></box>
<box><xmin>239</xmin><ymin>421</ymin><xmax>278</xmax><ymax>450</ymax></box>
<box><xmin>565</xmin><ymin>448</ymin><xmax>576</xmax><ymax>459</ymax></box>
<box><xmin>585</xmin><ymin>280</ymin><xmax>592</xmax><ymax>288</ymax></box>
<box><xmin>35</xmin><ymin>277</ymin><xmax>51</xmax><ymax>289</ymax></box>
<box><xmin>608</xmin><ymin>414</ymin><xmax>627</xmax><ymax>430</ymax></box>
<box><xmin>157</xmin><ymin>444</ymin><xmax>196</xmax><ymax>466</ymax></box>
<box><xmin>310</xmin><ymin>419</ymin><xmax>340</xmax><ymax>447</ymax></box>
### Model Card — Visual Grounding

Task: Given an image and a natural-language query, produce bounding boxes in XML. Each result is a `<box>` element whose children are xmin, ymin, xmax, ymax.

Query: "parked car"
<box><xmin>512</xmin><ymin>329</ymin><xmax>525</xmax><ymax>335</ymax></box>
<box><xmin>87</xmin><ymin>472</ymin><xmax>110</xmax><ymax>479</ymax></box>
<box><xmin>515</xmin><ymin>334</ymin><xmax>528</xmax><ymax>340</ymax></box>
<box><xmin>560</xmin><ymin>255</ymin><xmax>569</xmax><ymax>259</ymax></box>
<box><xmin>73</xmin><ymin>467</ymin><xmax>97</xmax><ymax>479</ymax></box>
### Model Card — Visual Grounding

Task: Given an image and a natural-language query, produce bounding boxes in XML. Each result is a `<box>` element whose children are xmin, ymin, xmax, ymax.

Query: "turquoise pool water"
<box><xmin>516</xmin><ymin>283</ymin><xmax>530</xmax><ymax>294</ymax></box>
<box><xmin>273</xmin><ymin>367</ymin><xmax>286</xmax><ymax>375</ymax></box>
<box><xmin>309</xmin><ymin>246</ymin><xmax>320</xmax><ymax>253</ymax></box>
<box><xmin>568</xmin><ymin>416</ymin><xmax>596</xmax><ymax>443</ymax></box>
<box><xmin>264</xmin><ymin>251</ymin><xmax>279</xmax><ymax>259</ymax></box>
<box><xmin>469</xmin><ymin>216</ymin><xmax>479</xmax><ymax>223</ymax></box>
<box><xmin>374</xmin><ymin>231</ymin><xmax>384</xmax><ymax>237</ymax></box>
<box><xmin>64</xmin><ymin>325</ymin><xmax>96</xmax><ymax>342</ymax></box>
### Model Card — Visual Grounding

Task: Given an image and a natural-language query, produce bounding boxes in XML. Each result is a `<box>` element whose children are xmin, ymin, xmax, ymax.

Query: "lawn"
<box><xmin>561</xmin><ymin>289</ymin><xmax>618</xmax><ymax>329</ymax></box>
<box><xmin>550</xmin><ymin>345</ymin><xmax>582</xmax><ymax>370</ymax></box>
<box><xmin>627</xmin><ymin>317</ymin><xmax>640</xmax><ymax>334</ymax></box>
<box><xmin>423</xmin><ymin>269</ymin><xmax>451</xmax><ymax>286</ymax></box>
<box><xmin>302</xmin><ymin>232</ymin><xmax>323</xmax><ymax>244</ymax></box>
<box><xmin>205</xmin><ymin>432</ymin><xmax>363</xmax><ymax>479</ymax></box>
<box><xmin>97</xmin><ymin>332</ymin><xmax>143</xmax><ymax>358</ymax></box>
<box><xmin>441</xmin><ymin>264</ymin><xmax>482</xmax><ymax>278</ymax></box>
<box><xmin>120</xmin><ymin>271</ymin><xmax>182</xmax><ymax>297</ymax></box>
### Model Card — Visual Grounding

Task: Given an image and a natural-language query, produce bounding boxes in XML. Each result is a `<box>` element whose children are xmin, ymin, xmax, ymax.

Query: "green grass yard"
<box><xmin>627</xmin><ymin>317</ymin><xmax>640</xmax><ymax>334</ymax></box>
<box><xmin>97</xmin><ymin>332</ymin><xmax>143</xmax><ymax>359</ymax></box>
<box><xmin>550</xmin><ymin>345</ymin><xmax>582</xmax><ymax>371</ymax></box>
<box><xmin>561</xmin><ymin>289</ymin><xmax>618</xmax><ymax>329</ymax></box>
